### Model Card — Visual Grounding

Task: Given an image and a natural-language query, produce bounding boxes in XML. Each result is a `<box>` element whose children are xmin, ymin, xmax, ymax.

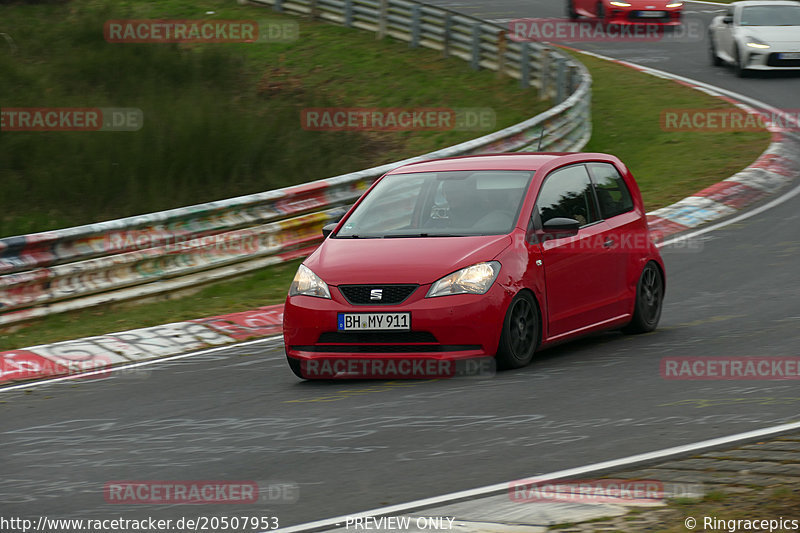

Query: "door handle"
<box><xmin>603</xmin><ymin>238</ymin><xmax>615</xmax><ymax>248</ymax></box>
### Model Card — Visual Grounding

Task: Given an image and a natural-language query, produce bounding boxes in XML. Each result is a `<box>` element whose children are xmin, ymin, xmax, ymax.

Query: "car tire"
<box><xmin>496</xmin><ymin>291</ymin><xmax>539</xmax><ymax>369</ymax></box>
<box><xmin>622</xmin><ymin>261</ymin><xmax>664</xmax><ymax>334</ymax></box>
<box><xmin>286</xmin><ymin>355</ymin><xmax>306</xmax><ymax>379</ymax></box>
<box><xmin>567</xmin><ymin>0</ymin><xmax>578</xmax><ymax>19</ymax></box>
<box><xmin>734</xmin><ymin>45</ymin><xmax>749</xmax><ymax>77</ymax></box>
<box><xmin>709</xmin><ymin>32</ymin><xmax>723</xmax><ymax>66</ymax></box>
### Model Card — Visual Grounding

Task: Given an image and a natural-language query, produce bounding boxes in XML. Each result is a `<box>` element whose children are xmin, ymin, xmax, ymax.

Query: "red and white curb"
<box><xmin>0</xmin><ymin>305</ymin><xmax>283</xmax><ymax>384</ymax></box>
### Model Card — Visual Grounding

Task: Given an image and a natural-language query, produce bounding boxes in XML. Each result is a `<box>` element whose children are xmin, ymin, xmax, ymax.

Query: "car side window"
<box><xmin>588</xmin><ymin>162</ymin><xmax>634</xmax><ymax>219</ymax></box>
<box><xmin>536</xmin><ymin>165</ymin><xmax>599</xmax><ymax>227</ymax></box>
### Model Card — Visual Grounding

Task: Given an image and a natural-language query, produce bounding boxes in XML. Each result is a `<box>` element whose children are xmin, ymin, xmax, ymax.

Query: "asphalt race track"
<box><xmin>2</xmin><ymin>1</ymin><xmax>800</xmax><ymax>529</ymax></box>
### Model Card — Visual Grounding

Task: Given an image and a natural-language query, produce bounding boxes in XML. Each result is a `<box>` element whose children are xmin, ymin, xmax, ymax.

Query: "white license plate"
<box><xmin>338</xmin><ymin>313</ymin><xmax>410</xmax><ymax>331</ymax></box>
<box><xmin>637</xmin><ymin>10</ymin><xmax>665</xmax><ymax>17</ymax></box>
<box><xmin>779</xmin><ymin>52</ymin><xmax>800</xmax><ymax>60</ymax></box>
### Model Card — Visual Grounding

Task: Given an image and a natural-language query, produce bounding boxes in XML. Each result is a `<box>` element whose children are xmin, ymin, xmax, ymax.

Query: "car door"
<box><xmin>587</xmin><ymin>162</ymin><xmax>640</xmax><ymax>318</ymax></box>
<box><xmin>532</xmin><ymin>164</ymin><xmax>621</xmax><ymax>339</ymax></box>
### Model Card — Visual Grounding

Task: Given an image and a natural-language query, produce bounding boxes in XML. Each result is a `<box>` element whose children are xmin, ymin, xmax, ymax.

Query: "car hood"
<box><xmin>306</xmin><ymin>234</ymin><xmax>513</xmax><ymax>286</ymax></box>
<box><xmin>740</xmin><ymin>26</ymin><xmax>800</xmax><ymax>44</ymax></box>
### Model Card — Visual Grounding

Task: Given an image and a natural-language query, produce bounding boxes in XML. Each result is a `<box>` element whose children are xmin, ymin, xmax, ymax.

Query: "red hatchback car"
<box><xmin>283</xmin><ymin>153</ymin><xmax>665</xmax><ymax>379</ymax></box>
<box><xmin>568</xmin><ymin>0</ymin><xmax>684</xmax><ymax>25</ymax></box>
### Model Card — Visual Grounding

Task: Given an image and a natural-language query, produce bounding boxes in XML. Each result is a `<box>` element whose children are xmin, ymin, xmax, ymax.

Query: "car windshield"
<box><xmin>740</xmin><ymin>5</ymin><xmax>800</xmax><ymax>26</ymax></box>
<box><xmin>335</xmin><ymin>170</ymin><xmax>534</xmax><ymax>238</ymax></box>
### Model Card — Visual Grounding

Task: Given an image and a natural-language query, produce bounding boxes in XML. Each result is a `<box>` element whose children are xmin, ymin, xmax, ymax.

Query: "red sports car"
<box><xmin>568</xmin><ymin>0</ymin><xmax>684</xmax><ymax>25</ymax></box>
<box><xmin>283</xmin><ymin>153</ymin><xmax>665</xmax><ymax>379</ymax></box>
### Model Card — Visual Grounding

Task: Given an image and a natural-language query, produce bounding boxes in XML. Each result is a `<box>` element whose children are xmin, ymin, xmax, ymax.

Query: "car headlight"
<box><xmin>609</xmin><ymin>1</ymin><xmax>631</xmax><ymax>6</ymax></box>
<box><xmin>426</xmin><ymin>261</ymin><xmax>501</xmax><ymax>298</ymax></box>
<box><xmin>666</xmin><ymin>2</ymin><xmax>683</xmax><ymax>7</ymax></box>
<box><xmin>745</xmin><ymin>37</ymin><xmax>770</xmax><ymax>49</ymax></box>
<box><xmin>289</xmin><ymin>264</ymin><xmax>331</xmax><ymax>299</ymax></box>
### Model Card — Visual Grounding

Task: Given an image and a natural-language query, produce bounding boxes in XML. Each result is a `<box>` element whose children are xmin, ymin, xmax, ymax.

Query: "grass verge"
<box><xmin>0</xmin><ymin>0</ymin><xmax>549</xmax><ymax>237</ymax></box>
<box><xmin>614</xmin><ymin>484</ymin><xmax>800</xmax><ymax>532</ymax></box>
<box><xmin>0</xmin><ymin>7</ymin><xmax>771</xmax><ymax>350</ymax></box>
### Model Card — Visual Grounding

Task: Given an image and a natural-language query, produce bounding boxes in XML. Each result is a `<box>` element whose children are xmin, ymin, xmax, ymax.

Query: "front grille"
<box><xmin>767</xmin><ymin>54</ymin><xmax>800</xmax><ymax>67</ymax></box>
<box><xmin>318</xmin><ymin>331</ymin><xmax>437</xmax><ymax>344</ymax></box>
<box><xmin>292</xmin><ymin>345</ymin><xmax>481</xmax><ymax>353</ymax></box>
<box><xmin>338</xmin><ymin>284</ymin><xmax>418</xmax><ymax>305</ymax></box>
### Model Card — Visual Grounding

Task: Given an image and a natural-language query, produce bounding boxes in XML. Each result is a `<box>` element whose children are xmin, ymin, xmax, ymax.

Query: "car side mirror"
<box><xmin>722</xmin><ymin>15</ymin><xmax>733</xmax><ymax>24</ymax></box>
<box><xmin>322</xmin><ymin>223</ymin><xmax>337</xmax><ymax>238</ymax></box>
<box><xmin>542</xmin><ymin>217</ymin><xmax>580</xmax><ymax>236</ymax></box>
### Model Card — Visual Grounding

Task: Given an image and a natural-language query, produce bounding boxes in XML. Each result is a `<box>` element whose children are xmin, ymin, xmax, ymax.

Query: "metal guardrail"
<box><xmin>0</xmin><ymin>0</ymin><xmax>592</xmax><ymax>328</ymax></box>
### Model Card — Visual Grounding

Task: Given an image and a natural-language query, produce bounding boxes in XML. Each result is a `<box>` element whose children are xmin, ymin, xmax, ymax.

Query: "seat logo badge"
<box><xmin>370</xmin><ymin>289</ymin><xmax>383</xmax><ymax>301</ymax></box>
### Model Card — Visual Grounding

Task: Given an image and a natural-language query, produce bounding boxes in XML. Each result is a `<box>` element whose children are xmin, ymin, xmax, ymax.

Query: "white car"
<box><xmin>709</xmin><ymin>0</ymin><xmax>800</xmax><ymax>77</ymax></box>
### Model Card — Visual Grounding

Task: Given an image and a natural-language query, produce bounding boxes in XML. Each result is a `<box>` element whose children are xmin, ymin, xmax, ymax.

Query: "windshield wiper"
<box><xmin>383</xmin><ymin>233</ymin><xmax>466</xmax><ymax>238</ymax></box>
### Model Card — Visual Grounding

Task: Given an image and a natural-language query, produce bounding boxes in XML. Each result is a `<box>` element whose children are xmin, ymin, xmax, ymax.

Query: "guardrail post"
<box><xmin>309</xmin><ymin>0</ymin><xmax>319</xmax><ymax>20</ymax></box>
<box><xmin>344</xmin><ymin>0</ymin><xmax>353</xmax><ymax>27</ymax></box>
<box><xmin>443</xmin><ymin>13</ymin><xmax>452</xmax><ymax>58</ymax></box>
<box><xmin>274</xmin><ymin>0</ymin><xmax>283</xmax><ymax>12</ymax></box>
<box><xmin>470</xmin><ymin>23</ymin><xmax>481</xmax><ymax>70</ymax></box>
<box><xmin>539</xmin><ymin>46</ymin><xmax>550</xmax><ymax>99</ymax></box>
<box><xmin>519</xmin><ymin>42</ymin><xmax>530</xmax><ymax>89</ymax></box>
<box><xmin>377</xmin><ymin>0</ymin><xmax>388</xmax><ymax>39</ymax></box>
<box><xmin>567</xmin><ymin>64</ymin><xmax>577</xmax><ymax>94</ymax></box>
<box><xmin>556</xmin><ymin>56</ymin><xmax>567</xmax><ymax>103</ymax></box>
<box><xmin>411</xmin><ymin>5</ymin><xmax>421</xmax><ymax>48</ymax></box>
<box><xmin>496</xmin><ymin>30</ymin><xmax>507</xmax><ymax>79</ymax></box>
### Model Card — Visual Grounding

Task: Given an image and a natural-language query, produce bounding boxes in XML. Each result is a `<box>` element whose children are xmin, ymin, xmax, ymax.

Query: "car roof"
<box><xmin>387</xmin><ymin>152</ymin><xmax>612</xmax><ymax>174</ymax></box>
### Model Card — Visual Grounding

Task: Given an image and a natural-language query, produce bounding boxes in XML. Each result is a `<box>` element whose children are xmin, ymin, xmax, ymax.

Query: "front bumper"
<box><xmin>743</xmin><ymin>49</ymin><xmax>800</xmax><ymax>70</ymax></box>
<box><xmin>283</xmin><ymin>282</ymin><xmax>510</xmax><ymax>367</ymax></box>
<box><xmin>607</xmin><ymin>8</ymin><xmax>682</xmax><ymax>26</ymax></box>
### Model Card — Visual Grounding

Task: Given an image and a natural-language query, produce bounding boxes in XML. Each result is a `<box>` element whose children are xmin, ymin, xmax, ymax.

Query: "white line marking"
<box><xmin>271</xmin><ymin>420</ymin><xmax>800</xmax><ymax>532</ymax></box>
<box><xmin>0</xmin><ymin>335</ymin><xmax>284</xmax><ymax>392</ymax></box>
